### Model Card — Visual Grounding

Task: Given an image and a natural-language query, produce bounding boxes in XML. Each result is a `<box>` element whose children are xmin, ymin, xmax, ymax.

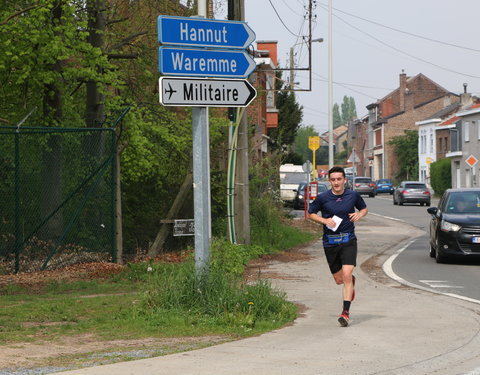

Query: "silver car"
<box><xmin>353</xmin><ymin>177</ymin><xmax>376</xmax><ymax>197</ymax></box>
<box><xmin>393</xmin><ymin>181</ymin><xmax>431</xmax><ymax>206</ymax></box>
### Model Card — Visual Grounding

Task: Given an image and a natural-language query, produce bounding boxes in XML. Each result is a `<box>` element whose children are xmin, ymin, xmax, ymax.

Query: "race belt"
<box><xmin>326</xmin><ymin>232</ymin><xmax>351</xmax><ymax>245</ymax></box>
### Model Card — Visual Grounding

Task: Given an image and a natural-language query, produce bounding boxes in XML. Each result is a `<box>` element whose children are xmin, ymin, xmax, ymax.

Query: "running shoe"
<box><xmin>338</xmin><ymin>310</ymin><xmax>350</xmax><ymax>327</ymax></box>
<box><xmin>351</xmin><ymin>275</ymin><xmax>356</xmax><ymax>302</ymax></box>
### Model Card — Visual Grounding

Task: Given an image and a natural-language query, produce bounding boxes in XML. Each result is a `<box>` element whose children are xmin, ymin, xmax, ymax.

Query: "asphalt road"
<box><xmin>361</xmin><ymin>194</ymin><xmax>480</xmax><ymax>304</ymax></box>
<box><xmin>290</xmin><ymin>193</ymin><xmax>480</xmax><ymax>304</ymax></box>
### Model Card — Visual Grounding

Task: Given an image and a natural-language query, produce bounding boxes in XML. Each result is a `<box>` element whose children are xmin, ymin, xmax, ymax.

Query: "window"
<box><xmin>420</xmin><ymin>134</ymin><xmax>426</xmax><ymax>154</ymax></box>
<box><xmin>430</xmin><ymin>133</ymin><xmax>434</xmax><ymax>153</ymax></box>
<box><xmin>465</xmin><ymin>121</ymin><xmax>470</xmax><ymax>142</ymax></box>
<box><xmin>476</xmin><ymin>121</ymin><xmax>480</xmax><ymax>140</ymax></box>
<box><xmin>438</xmin><ymin>138</ymin><xmax>443</xmax><ymax>154</ymax></box>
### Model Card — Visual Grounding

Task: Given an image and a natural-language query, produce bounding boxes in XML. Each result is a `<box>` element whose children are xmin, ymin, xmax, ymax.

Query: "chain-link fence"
<box><xmin>0</xmin><ymin>126</ymin><xmax>117</xmax><ymax>274</ymax></box>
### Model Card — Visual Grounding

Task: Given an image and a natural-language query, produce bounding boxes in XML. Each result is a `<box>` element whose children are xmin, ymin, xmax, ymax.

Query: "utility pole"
<box><xmin>289</xmin><ymin>47</ymin><xmax>294</xmax><ymax>90</ymax></box>
<box><xmin>228</xmin><ymin>0</ymin><xmax>250</xmax><ymax>244</ymax></box>
<box><xmin>327</xmin><ymin>0</ymin><xmax>334</xmax><ymax>168</ymax></box>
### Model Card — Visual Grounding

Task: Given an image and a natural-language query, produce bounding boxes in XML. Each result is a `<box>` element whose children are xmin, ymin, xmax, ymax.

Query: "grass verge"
<box><xmin>0</xmin><ymin>211</ymin><xmax>319</xmax><ymax>370</ymax></box>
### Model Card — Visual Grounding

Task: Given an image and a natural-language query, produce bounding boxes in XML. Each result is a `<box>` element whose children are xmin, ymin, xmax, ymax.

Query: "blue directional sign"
<box><xmin>159</xmin><ymin>47</ymin><xmax>256</xmax><ymax>78</ymax></box>
<box><xmin>158</xmin><ymin>16</ymin><xmax>255</xmax><ymax>49</ymax></box>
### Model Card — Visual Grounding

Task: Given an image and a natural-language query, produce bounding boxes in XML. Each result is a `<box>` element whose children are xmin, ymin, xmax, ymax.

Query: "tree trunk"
<box><xmin>86</xmin><ymin>0</ymin><xmax>106</xmax><ymax>129</ymax></box>
<box><xmin>115</xmin><ymin>140</ymin><xmax>126</xmax><ymax>264</ymax></box>
<box><xmin>148</xmin><ymin>173</ymin><xmax>193</xmax><ymax>257</ymax></box>
<box><xmin>41</xmin><ymin>1</ymin><xmax>64</xmax><ymax>241</ymax></box>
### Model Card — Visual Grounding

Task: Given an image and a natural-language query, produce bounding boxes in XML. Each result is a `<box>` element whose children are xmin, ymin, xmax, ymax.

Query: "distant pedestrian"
<box><xmin>308</xmin><ymin>166</ymin><xmax>368</xmax><ymax>327</ymax></box>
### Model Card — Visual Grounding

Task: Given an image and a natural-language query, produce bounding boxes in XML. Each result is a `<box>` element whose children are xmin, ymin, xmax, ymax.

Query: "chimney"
<box><xmin>399</xmin><ymin>70</ymin><xmax>407</xmax><ymax>111</ymax></box>
<box><xmin>256</xmin><ymin>40</ymin><xmax>278</xmax><ymax>66</ymax></box>
<box><xmin>460</xmin><ymin>83</ymin><xmax>473</xmax><ymax>108</ymax></box>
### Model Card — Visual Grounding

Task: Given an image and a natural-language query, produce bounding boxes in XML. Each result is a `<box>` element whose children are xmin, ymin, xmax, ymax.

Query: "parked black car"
<box><xmin>427</xmin><ymin>188</ymin><xmax>480</xmax><ymax>263</ymax></box>
<box><xmin>393</xmin><ymin>181</ymin><xmax>431</xmax><ymax>206</ymax></box>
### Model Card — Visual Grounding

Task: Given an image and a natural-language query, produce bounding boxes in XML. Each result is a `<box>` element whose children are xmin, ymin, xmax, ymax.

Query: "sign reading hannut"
<box><xmin>157</xmin><ymin>16</ymin><xmax>256</xmax><ymax>49</ymax></box>
<box><xmin>158</xmin><ymin>46</ymin><xmax>256</xmax><ymax>78</ymax></box>
<box><xmin>159</xmin><ymin>77</ymin><xmax>256</xmax><ymax>107</ymax></box>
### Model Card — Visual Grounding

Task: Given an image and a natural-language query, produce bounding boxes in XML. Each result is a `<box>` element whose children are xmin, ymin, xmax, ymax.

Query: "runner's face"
<box><xmin>329</xmin><ymin>172</ymin><xmax>345</xmax><ymax>194</ymax></box>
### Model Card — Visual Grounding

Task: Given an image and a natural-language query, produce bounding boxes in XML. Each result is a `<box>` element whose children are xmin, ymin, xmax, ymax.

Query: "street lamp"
<box><xmin>289</xmin><ymin>38</ymin><xmax>324</xmax><ymax>90</ymax></box>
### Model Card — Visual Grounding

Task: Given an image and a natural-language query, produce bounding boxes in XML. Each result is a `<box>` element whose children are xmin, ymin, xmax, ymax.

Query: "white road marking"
<box><xmin>369</xmin><ymin>211</ymin><xmax>407</xmax><ymax>223</ymax></box>
<box><xmin>419</xmin><ymin>280</ymin><xmax>464</xmax><ymax>289</ymax></box>
<box><xmin>372</xmin><ymin>210</ymin><xmax>480</xmax><ymax>306</ymax></box>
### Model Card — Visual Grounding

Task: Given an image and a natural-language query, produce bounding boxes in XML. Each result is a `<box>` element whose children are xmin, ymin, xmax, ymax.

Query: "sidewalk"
<box><xmin>57</xmin><ymin>215</ymin><xmax>480</xmax><ymax>375</ymax></box>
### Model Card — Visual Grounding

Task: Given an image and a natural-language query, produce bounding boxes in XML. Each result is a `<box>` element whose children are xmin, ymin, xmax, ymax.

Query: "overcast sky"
<box><xmin>216</xmin><ymin>1</ymin><xmax>480</xmax><ymax>134</ymax></box>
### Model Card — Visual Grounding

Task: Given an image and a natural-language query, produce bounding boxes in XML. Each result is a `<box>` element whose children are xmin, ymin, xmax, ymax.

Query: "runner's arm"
<box><xmin>348</xmin><ymin>207</ymin><xmax>368</xmax><ymax>222</ymax></box>
<box><xmin>309</xmin><ymin>212</ymin><xmax>336</xmax><ymax>227</ymax></box>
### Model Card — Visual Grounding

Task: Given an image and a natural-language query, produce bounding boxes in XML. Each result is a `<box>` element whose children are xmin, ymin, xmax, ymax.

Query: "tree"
<box><xmin>348</xmin><ymin>97</ymin><xmax>357</xmax><ymax>120</ymax></box>
<box><xmin>332</xmin><ymin>103</ymin><xmax>342</xmax><ymax>129</ymax></box>
<box><xmin>340</xmin><ymin>95</ymin><xmax>357</xmax><ymax>123</ymax></box>
<box><xmin>388</xmin><ymin>130</ymin><xmax>419</xmax><ymax>181</ymax></box>
<box><xmin>430</xmin><ymin>158</ymin><xmax>451</xmax><ymax>195</ymax></box>
<box><xmin>269</xmin><ymin>89</ymin><xmax>303</xmax><ymax>152</ymax></box>
<box><xmin>293</xmin><ymin>125</ymin><xmax>319</xmax><ymax>163</ymax></box>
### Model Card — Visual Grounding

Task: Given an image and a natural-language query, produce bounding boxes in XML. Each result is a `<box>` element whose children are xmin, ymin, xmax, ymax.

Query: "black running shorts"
<box><xmin>324</xmin><ymin>239</ymin><xmax>357</xmax><ymax>274</ymax></box>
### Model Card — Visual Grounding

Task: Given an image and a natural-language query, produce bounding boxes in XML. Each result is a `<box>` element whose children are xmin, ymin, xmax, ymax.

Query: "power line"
<box><xmin>303</xmin><ymin>106</ymin><xmax>329</xmax><ymax>116</ymax></box>
<box><xmin>267</xmin><ymin>0</ymin><xmax>302</xmax><ymax>37</ymax></box>
<box><xmin>279</xmin><ymin>0</ymin><xmax>304</xmax><ymax>17</ymax></box>
<box><xmin>323</xmin><ymin>3</ymin><xmax>480</xmax><ymax>54</ymax></box>
<box><xmin>309</xmin><ymin>72</ymin><xmax>394</xmax><ymax>90</ymax></box>
<box><xmin>318</xmin><ymin>4</ymin><xmax>480</xmax><ymax>80</ymax></box>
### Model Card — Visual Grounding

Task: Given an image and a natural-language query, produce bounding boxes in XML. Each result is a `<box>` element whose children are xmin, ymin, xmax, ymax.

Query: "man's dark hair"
<box><xmin>328</xmin><ymin>166</ymin><xmax>345</xmax><ymax>178</ymax></box>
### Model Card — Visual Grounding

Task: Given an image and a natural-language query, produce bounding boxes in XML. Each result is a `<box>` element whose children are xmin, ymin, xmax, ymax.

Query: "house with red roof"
<box><xmin>351</xmin><ymin>71</ymin><xmax>458</xmax><ymax>181</ymax></box>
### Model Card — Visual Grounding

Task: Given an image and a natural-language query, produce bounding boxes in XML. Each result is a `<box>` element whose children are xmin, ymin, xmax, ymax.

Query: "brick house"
<box><xmin>248</xmin><ymin>40</ymin><xmax>279</xmax><ymax>162</ymax></box>
<box><xmin>356</xmin><ymin>71</ymin><xmax>458</xmax><ymax>181</ymax></box>
<box><xmin>320</xmin><ymin>124</ymin><xmax>349</xmax><ymax>154</ymax></box>
<box><xmin>347</xmin><ymin>116</ymin><xmax>369</xmax><ymax>176</ymax></box>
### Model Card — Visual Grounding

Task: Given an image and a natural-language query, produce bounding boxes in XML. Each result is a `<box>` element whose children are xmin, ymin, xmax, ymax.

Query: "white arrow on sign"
<box><xmin>159</xmin><ymin>77</ymin><xmax>257</xmax><ymax>107</ymax></box>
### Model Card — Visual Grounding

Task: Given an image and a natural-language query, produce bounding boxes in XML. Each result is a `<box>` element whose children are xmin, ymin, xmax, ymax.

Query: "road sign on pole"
<box><xmin>158</xmin><ymin>47</ymin><xmax>256</xmax><ymax>78</ymax></box>
<box><xmin>159</xmin><ymin>77</ymin><xmax>256</xmax><ymax>107</ymax></box>
<box><xmin>308</xmin><ymin>136</ymin><xmax>320</xmax><ymax>151</ymax></box>
<box><xmin>347</xmin><ymin>149</ymin><xmax>360</xmax><ymax>163</ymax></box>
<box><xmin>158</xmin><ymin>16</ymin><xmax>255</xmax><ymax>49</ymax></box>
<box><xmin>466</xmin><ymin>154</ymin><xmax>478</xmax><ymax>167</ymax></box>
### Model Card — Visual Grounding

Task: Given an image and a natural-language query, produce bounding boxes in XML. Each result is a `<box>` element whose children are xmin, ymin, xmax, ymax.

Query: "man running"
<box><xmin>308</xmin><ymin>166</ymin><xmax>368</xmax><ymax>327</ymax></box>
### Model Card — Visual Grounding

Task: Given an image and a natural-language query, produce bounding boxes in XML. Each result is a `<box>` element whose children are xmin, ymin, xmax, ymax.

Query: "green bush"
<box><xmin>250</xmin><ymin>196</ymin><xmax>316</xmax><ymax>251</ymax></box>
<box><xmin>138</xmin><ymin>261</ymin><xmax>297</xmax><ymax>329</ymax></box>
<box><xmin>430</xmin><ymin>158</ymin><xmax>451</xmax><ymax>196</ymax></box>
<box><xmin>210</xmin><ymin>238</ymin><xmax>263</xmax><ymax>276</ymax></box>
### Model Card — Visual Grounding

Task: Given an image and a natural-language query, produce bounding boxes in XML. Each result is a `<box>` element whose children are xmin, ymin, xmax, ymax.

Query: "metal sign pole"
<box><xmin>193</xmin><ymin>0</ymin><xmax>211</xmax><ymax>277</ymax></box>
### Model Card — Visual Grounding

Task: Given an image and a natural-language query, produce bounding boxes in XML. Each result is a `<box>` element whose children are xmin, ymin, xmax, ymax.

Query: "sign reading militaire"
<box><xmin>159</xmin><ymin>77</ymin><xmax>256</xmax><ymax>107</ymax></box>
<box><xmin>158</xmin><ymin>46</ymin><xmax>256</xmax><ymax>78</ymax></box>
<box><xmin>157</xmin><ymin>16</ymin><xmax>256</xmax><ymax>49</ymax></box>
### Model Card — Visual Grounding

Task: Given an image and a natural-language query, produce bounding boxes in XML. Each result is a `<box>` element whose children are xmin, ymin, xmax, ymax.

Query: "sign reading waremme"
<box><xmin>158</xmin><ymin>16</ymin><xmax>255</xmax><ymax>49</ymax></box>
<box><xmin>159</xmin><ymin>77</ymin><xmax>256</xmax><ymax>107</ymax></box>
<box><xmin>159</xmin><ymin>46</ymin><xmax>256</xmax><ymax>78</ymax></box>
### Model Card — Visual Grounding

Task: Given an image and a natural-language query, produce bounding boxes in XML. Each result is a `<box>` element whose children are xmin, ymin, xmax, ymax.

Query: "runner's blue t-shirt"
<box><xmin>308</xmin><ymin>189</ymin><xmax>367</xmax><ymax>247</ymax></box>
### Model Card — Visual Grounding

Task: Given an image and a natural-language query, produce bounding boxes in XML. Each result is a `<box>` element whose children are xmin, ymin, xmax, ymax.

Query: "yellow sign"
<box><xmin>308</xmin><ymin>136</ymin><xmax>320</xmax><ymax>151</ymax></box>
<box><xmin>426</xmin><ymin>157</ymin><xmax>432</xmax><ymax>165</ymax></box>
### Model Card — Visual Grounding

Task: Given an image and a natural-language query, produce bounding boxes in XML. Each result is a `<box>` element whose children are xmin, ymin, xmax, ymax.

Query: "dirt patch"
<box><xmin>245</xmin><ymin>240</ymin><xmax>318</xmax><ymax>283</ymax></box>
<box><xmin>0</xmin><ymin>335</ymin><xmax>231</xmax><ymax>371</ymax></box>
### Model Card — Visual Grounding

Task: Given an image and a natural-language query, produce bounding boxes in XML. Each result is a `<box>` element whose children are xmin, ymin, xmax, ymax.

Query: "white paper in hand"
<box><xmin>326</xmin><ymin>215</ymin><xmax>342</xmax><ymax>232</ymax></box>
